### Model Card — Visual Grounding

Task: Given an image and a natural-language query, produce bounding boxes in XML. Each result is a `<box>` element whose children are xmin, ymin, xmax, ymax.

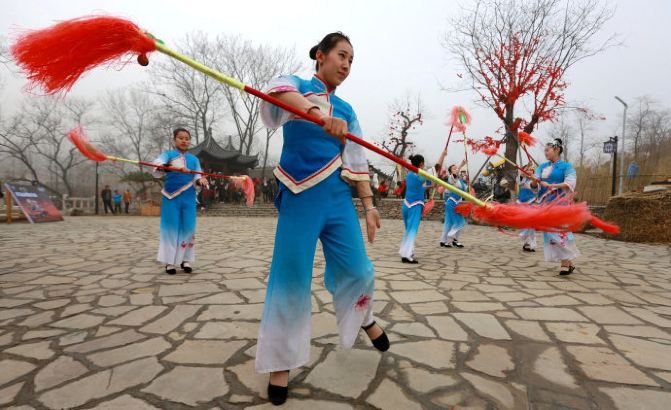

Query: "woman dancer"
<box><xmin>531</xmin><ymin>138</ymin><xmax>579</xmax><ymax>275</ymax></box>
<box><xmin>152</xmin><ymin>128</ymin><xmax>208</xmax><ymax>275</ymax></box>
<box><xmin>399</xmin><ymin>154</ymin><xmax>432</xmax><ymax>263</ymax></box>
<box><xmin>255</xmin><ymin>32</ymin><xmax>388</xmax><ymax>405</ymax></box>
<box><xmin>435</xmin><ymin>148</ymin><xmax>467</xmax><ymax>248</ymax></box>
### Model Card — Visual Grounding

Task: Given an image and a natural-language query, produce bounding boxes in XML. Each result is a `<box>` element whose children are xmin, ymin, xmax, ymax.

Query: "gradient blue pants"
<box><xmin>157</xmin><ymin>191</ymin><xmax>196</xmax><ymax>265</ymax></box>
<box><xmin>399</xmin><ymin>203</ymin><xmax>423</xmax><ymax>258</ymax></box>
<box><xmin>440</xmin><ymin>198</ymin><xmax>466</xmax><ymax>243</ymax></box>
<box><xmin>255</xmin><ymin>172</ymin><xmax>375</xmax><ymax>373</ymax></box>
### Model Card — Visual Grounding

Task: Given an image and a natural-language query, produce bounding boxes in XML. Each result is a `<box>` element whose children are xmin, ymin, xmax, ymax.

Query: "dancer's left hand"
<box><xmin>198</xmin><ymin>177</ymin><xmax>210</xmax><ymax>189</ymax></box>
<box><xmin>365</xmin><ymin>208</ymin><xmax>381</xmax><ymax>243</ymax></box>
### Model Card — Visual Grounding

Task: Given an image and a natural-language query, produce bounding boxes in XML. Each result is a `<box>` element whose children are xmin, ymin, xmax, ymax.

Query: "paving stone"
<box><xmin>197</xmin><ymin>304</ymin><xmax>263</xmax><ymax>321</ymax></box>
<box><xmin>164</xmin><ymin>340</ymin><xmax>246</xmax><ymax>364</ymax></box>
<box><xmin>608</xmin><ymin>334</ymin><xmax>671</xmax><ymax>371</ymax></box>
<box><xmin>604</xmin><ymin>325</ymin><xmax>671</xmax><ymax>340</ymax></box>
<box><xmin>305</xmin><ymin>349</ymin><xmax>381</xmax><ymax>398</ymax></box>
<box><xmin>140</xmin><ymin>305</ymin><xmax>200</xmax><ymax>334</ymax></box>
<box><xmin>578</xmin><ymin>306</ymin><xmax>643</xmax><ymax>325</ymax></box>
<box><xmin>108</xmin><ymin>306</ymin><xmax>168</xmax><ymax>326</ymax></box>
<box><xmin>38</xmin><ymin>357</ymin><xmax>163</xmax><ymax>409</ymax></box>
<box><xmin>466</xmin><ymin>344</ymin><xmax>514</xmax><ymax>377</ymax></box>
<box><xmin>50</xmin><ymin>313</ymin><xmax>104</xmax><ymax>329</ymax></box>
<box><xmin>244</xmin><ymin>399</ymin><xmax>353</xmax><ymax>410</ymax></box>
<box><xmin>5</xmin><ymin>340</ymin><xmax>55</xmax><ymax>360</ymax></box>
<box><xmin>392</xmin><ymin>340</ymin><xmax>456</xmax><ymax>369</ymax></box>
<box><xmin>453</xmin><ymin>313</ymin><xmax>512</xmax><ymax>340</ymax></box>
<box><xmin>545</xmin><ymin>322</ymin><xmax>605</xmax><ymax>344</ymax></box>
<box><xmin>514</xmin><ymin>307</ymin><xmax>589</xmax><ymax>322</ymax></box>
<box><xmin>33</xmin><ymin>299</ymin><xmax>71</xmax><ymax>310</ymax></box>
<box><xmin>195</xmin><ymin>321</ymin><xmax>258</xmax><ymax>339</ymax></box>
<box><xmin>533</xmin><ymin>346</ymin><xmax>579</xmax><ymax>390</ymax></box>
<box><xmin>391</xmin><ymin>290</ymin><xmax>447</xmax><ymax>304</ymax></box>
<box><xmin>566</xmin><ymin>346</ymin><xmax>657</xmax><ymax>386</ymax></box>
<box><xmin>142</xmin><ymin>366</ymin><xmax>227</xmax><ymax>406</ymax></box>
<box><xmin>426</xmin><ymin>315</ymin><xmax>469</xmax><ymax>341</ymax></box>
<box><xmin>390</xmin><ymin>322</ymin><xmax>436</xmax><ymax>337</ymax></box>
<box><xmin>84</xmin><ymin>394</ymin><xmax>160</xmax><ymax>409</ymax></box>
<box><xmin>366</xmin><ymin>378</ymin><xmax>422</xmax><ymax>410</ymax></box>
<box><xmin>598</xmin><ymin>387</ymin><xmax>671</xmax><ymax>410</ymax></box>
<box><xmin>0</xmin><ymin>359</ymin><xmax>36</xmax><ymax>387</ymax></box>
<box><xmin>400</xmin><ymin>364</ymin><xmax>460</xmax><ymax>393</ymax></box>
<box><xmin>452</xmin><ymin>302</ymin><xmax>506</xmax><ymax>312</ymax></box>
<box><xmin>87</xmin><ymin>337</ymin><xmax>171</xmax><ymax>366</ymax></box>
<box><xmin>22</xmin><ymin>329</ymin><xmax>67</xmax><ymax>340</ymax></box>
<box><xmin>65</xmin><ymin>329</ymin><xmax>145</xmax><ymax>353</ymax></box>
<box><xmin>504</xmin><ymin>319</ymin><xmax>551</xmax><ymax>342</ymax></box>
<box><xmin>187</xmin><ymin>292</ymin><xmax>245</xmax><ymax>304</ymax></box>
<box><xmin>462</xmin><ymin>372</ymin><xmax>526</xmax><ymax>409</ymax></box>
<box><xmin>34</xmin><ymin>356</ymin><xmax>88</xmax><ymax>392</ymax></box>
<box><xmin>408</xmin><ymin>301</ymin><xmax>449</xmax><ymax>315</ymax></box>
<box><xmin>158</xmin><ymin>283</ymin><xmax>221</xmax><ymax>297</ymax></box>
<box><xmin>0</xmin><ymin>382</ymin><xmax>24</xmax><ymax>406</ymax></box>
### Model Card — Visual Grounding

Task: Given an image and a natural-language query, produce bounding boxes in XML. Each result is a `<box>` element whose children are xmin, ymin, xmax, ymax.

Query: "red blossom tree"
<box><xmin>445</xmin><ymin>0</ymin><xmax>617</xmax><ymax>187</ymax></box>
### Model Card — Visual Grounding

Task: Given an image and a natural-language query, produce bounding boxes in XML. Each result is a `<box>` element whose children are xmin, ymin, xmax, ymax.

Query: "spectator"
<box><xmin>101</xmin><ymin>185</ymin><xmax>114</xmax><ymax>214</ymax></box>
<box><xmin>112</xmin><ymin>190</ymin><xmax>122</xmax><ymax>214</ymax></box>
<box><xmin>378</xmin><ymin>179</ymin><xmax>389</xmax><ymax>198</ymax></box>
<box><xmin>123</xmin><ymin>189</ymin><xmax>132</xmax><ymax>214</ymax></box>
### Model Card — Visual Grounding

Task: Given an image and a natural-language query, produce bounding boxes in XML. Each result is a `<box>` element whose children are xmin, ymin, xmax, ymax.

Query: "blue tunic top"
<box><xmin>260</xmin><ymin>74</ymin><xmax>370</xmax><ymax>194</ymax></box>
<box><xmin>534</xmin><ymin>160</ymin><xmax>577</xmax><ymax>202</ymax></box>
<box><xmin>445</xmin><ymin>174</ymin><xmax>467</xmax><ymax>203</ymax></box>
<box><xmin>517</xmin><ymin>174</ymin><xmax>536</xmax><ymax>203</ymax></box>
<box><xmin>404</xmin><ymin>173</ymin><xmax>429</xmax><ymax>207</ymax></box>
<box><xmin>152</xmin><ymin>150</ymin><xmax>202</xmax><ymax>199</ymax></box>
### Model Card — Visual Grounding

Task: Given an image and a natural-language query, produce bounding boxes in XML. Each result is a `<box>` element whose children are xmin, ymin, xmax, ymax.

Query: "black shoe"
<box><xmin>267</xmin><ymin>381</ymin><xmax>288</xmax><ymax>405</ymax></box>
<box><xmin>452</xmin><ymin>240</ymin><xmax>464</xmax><ymax>248</ymax></box>
<box><xmin>401</xmin><ymin>257</ymin><xmax>419</xmax><ymax>264</ymax></box>
<box><xmin>180</xmin><ymin>262</ymin><xmax>192</xmax><ymax>273</ymax></box>
<box><xmin>559</xmin><ymin>266</ymin><xmax>576</xmax><ymax>276</ymax></box>
<box><xmin>440</xmin><ymin>242</ymin><xmax>452</xmax><ymax>248</ymax></box>
<box><xmin>165</xmin><ymin>265</ymin><xmax>177</xmax><ymax>275</ymax></box>
<box><xmin>522</xmin><ymin>245</ymin><xmax>536</xmax><ymax>252</ymax></box>
<box><xmin>362</xmin><ymin>321</ymin><xmax>390</xmax><ymax>352</ymax></box>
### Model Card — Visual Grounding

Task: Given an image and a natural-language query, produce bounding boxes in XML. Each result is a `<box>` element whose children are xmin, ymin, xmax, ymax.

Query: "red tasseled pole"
<box><xmin>11</xmin><ymin>16</ymin><xmax>156</xmax><ymax>94</ymax></box>
<box><xmin>67</xmin><ymin>126</ymin><xmax>108</xmax><ymax>161</ymax></box>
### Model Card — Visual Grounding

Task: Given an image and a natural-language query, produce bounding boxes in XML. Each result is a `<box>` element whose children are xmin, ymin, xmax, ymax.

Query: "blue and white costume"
<box><xmin>152</xmin><ymin>150</ymin><xmax>202</xmax><ymax>266</ymax></box>
<box><xmin>517</xmin><ymin>172</ymin><xmax>537</xmax><ymax>250</ymax></box>
<box><xmin>535</xmin><ymin>160</ymin><xmax>580</xmax><ymax>262</ymax></box>
<box><xmin>440</xmin><ymin>174</ymin><xmax>467</xmax><ymax>244</ymax></box>
<box><xmin>255</xmin><ymin>74</ymin><xmax>374</xmax><ymax>373</ymax></box>
<box><xmin>399</xmin><ymin>172</ymin><xmax>430</xmax><ymax>259</ymax></box>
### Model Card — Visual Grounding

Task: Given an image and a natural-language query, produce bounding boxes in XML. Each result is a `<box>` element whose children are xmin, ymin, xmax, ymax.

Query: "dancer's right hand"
<box><xmin>321</xmin><ymin>116</ymin><xmax>348</xmax><ymax>143</ymax></box>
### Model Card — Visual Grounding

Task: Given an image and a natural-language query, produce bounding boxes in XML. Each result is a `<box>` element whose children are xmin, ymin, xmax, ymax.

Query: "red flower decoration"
<box><xmin>354</xmin><ymin>294</ymin><xmax>371</xmax><ymax>311</ymax></box>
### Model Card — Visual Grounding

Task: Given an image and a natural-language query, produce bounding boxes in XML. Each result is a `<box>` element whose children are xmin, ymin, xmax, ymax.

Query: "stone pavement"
<box><xmin>1</xmin><ymin>216</ymin><xmax>671</xmax><ymax>409</ymax></box>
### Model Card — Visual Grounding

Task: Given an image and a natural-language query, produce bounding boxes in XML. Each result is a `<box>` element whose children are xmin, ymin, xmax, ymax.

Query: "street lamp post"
<box><xmin>94</xmin><ymin>162</ymin><xmax>99</xmax><ymax>215</ymax></box>
<box><xmin>615</xmin><ymin>96</ymin><xmax>628</xmax><ymax>195</ymax></box>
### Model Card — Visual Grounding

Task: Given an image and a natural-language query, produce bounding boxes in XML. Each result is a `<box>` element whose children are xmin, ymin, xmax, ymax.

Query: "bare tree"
<box><xmin>149</xmin><ymin>32</ymin><xmax>225</xmax><ymax>144</ymax></box>
<box><xmin>104</xmin><ymin>89</ymin><xmax>158</xmax><ymax>163</ymax></box>
<box><xmin>445</xmin><ymin>0</ymin><xmax>617</xmax><ymax>186</ymax></box>
<box><xmin>550</xmin><ymin>115</ymin><xmax>573</xmax><ymax>161</ymax></box>
<box><xmin>627</xmin><ymin>96</ymin><xmax>655</xmax><ymax>161</ymax></box>
<box><xmin>214</xmin><ymin>35</ymin><xmax>301</xmax><ymax>155</ymax></box>
<box><xmin>4</xmin><ymin>98</ymin><xmax>95</xmax><ymax>195</ymax></box>
<box><xmin>380</xmin><ymin>95</ymin><xmax>425</xmax><ymax>159</ymax></box>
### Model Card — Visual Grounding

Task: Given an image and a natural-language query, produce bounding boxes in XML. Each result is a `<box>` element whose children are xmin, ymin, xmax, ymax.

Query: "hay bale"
<box><xmin>602</xmin><ymin>191</ymin><xmax>671</xmax><ymax>243</ymax></box>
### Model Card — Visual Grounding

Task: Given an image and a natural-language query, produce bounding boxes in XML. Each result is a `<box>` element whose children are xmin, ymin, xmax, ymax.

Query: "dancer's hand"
<box><xmin>198</xmin><ymin>177</ymin><xmax>209</xmax><ymax>189</ymax></box>
<box><xmin>365</xmin><ymin>208</ymin><xmax>381</xmax><ymax>243</ymax></box>
<box><xmin>321</xmin><ymin>116</ymin><xmax>348</xmax><ymax>143</ymax></box>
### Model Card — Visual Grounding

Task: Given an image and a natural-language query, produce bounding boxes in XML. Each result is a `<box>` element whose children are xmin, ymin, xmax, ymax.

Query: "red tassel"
<box><xmin>231</xmin><ymin>176</ymin><xmax>256</xmax><ymax>207</ymax></box>
<box><xmin>448</xmin><ymin>106</ymin><xmax>471</xmax><ymax>133</ymax></box>
<box><xmin>422</xmin><ymin>199</ymin><xmax>435</xmax><ymax>217</ymax></box>
<box><xmin>11</xmin><ymin>16</ymin><xmax>156</xmax><ymax>94</ymax></box>
<box><xmin>455</xmin><ymin>201</ymin><xmax>620</xmax><ymax>234</ymax></box>
<box><xmin>518</xmin><ymin>131</ymin><xmax>537</xmax><ymax>147</ymax></box>
<box><xmin>67</xmin><ymin>126</ymin><xmax>108</xmax><ymax>161</ymax></box>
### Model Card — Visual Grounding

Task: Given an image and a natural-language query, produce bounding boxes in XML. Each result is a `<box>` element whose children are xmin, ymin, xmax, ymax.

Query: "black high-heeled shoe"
<box><xmin>180</xmin><ymin>262</ymin><xmax>192</xmax><ymax>273</ymax></box>
<box><xmin>267</xmin><ymin>371</ymin><xmax>289</xmax><ymax>406</ymax></box>
<box><xmin>452</xmin><ymin>239</ymin><xmax>464</xmax><ymax>248</ymax></box>
<box><xmin>362</xmin><ymin>321</ymin><xmax>390</xmax><ymax>352</ymax></box>
<box><xmin>440</xmin><ymin>242</ymin><xmax>453</xmax><ymax>248</ymax></box>
<box><xmin>559</xmin><ymin>265</ymin><xmax>576</xmax><ymax>276</ymax></box>
<box><xmin>522</xmin><ymin>245</ymin><xmax>536</xmax><ymax>252</ymax></box>
<box><xmin>401</xmin><ymin>257</ymin><xmax>419</xmax><ymax>264</ymax></box>
<box><xmin>165</xmin><ymin>265</ymin><xmax>176</xmax><ymax>275</ymax></box>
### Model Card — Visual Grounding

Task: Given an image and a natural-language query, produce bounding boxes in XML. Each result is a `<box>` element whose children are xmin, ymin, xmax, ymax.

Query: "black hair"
<box><xmin>309</xmin><ymin>32</ymin><xmax>352</xmax><ymax>71</ymax></box>
<box><xmin>448</xmin><ymin>164</ymin><xmax>458</xmax><ymax>176</ymax></box>
<box><xmin>173</xmin><ymin>128</ymin><xmax>191</xmax><ymax>139</ymax></box>
<box><xmin>547</xmin><ymin>138</ymin><xmax>564</xmax><ymax>154</ymax></box>
<box><xmin>409</xmin><ymin>154</ymin><xmax>425</xmax><ymax>168</ymax></box>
